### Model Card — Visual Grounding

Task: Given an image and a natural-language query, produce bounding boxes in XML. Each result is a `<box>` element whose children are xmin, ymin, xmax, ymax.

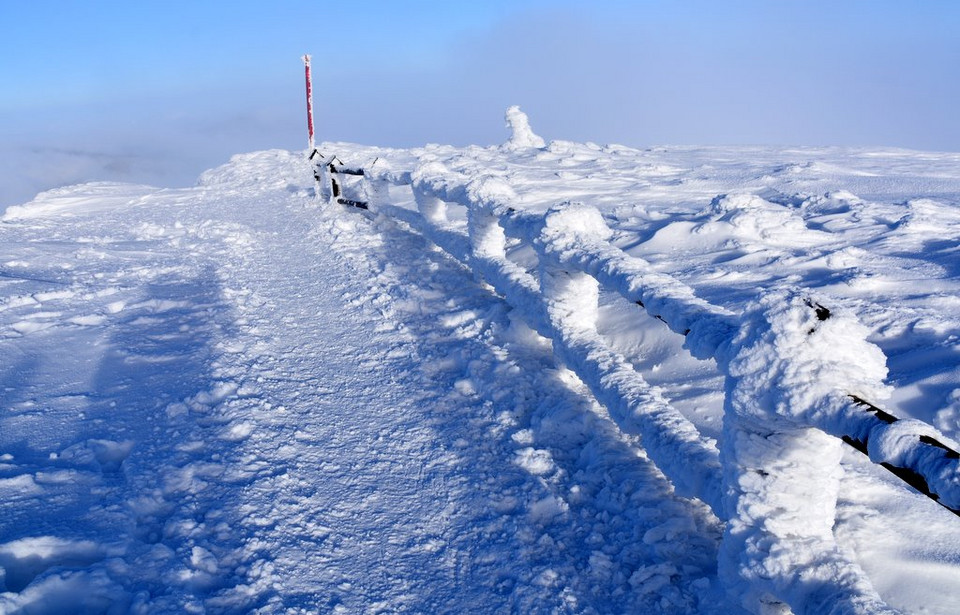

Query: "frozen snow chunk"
<box><xmin>134</xmin><ymin>222</ymin><xmax>170</xmax><ymax>239</ymax></box>
<box><xmin>0</xmin><ymin>474</ymin><xmax>43</xmax><ymax>498</ymax></box>
<box><xmin>33</xmin><ymin>290</ymin><xmax>74</xmax><ymax>302</ymax></box>
<box><xmin>190</xmin><ymin>381</ymin><xmax>239</xmax><ymax>406</ymax></box>
<box><xmin>528</xmin><ymin>495</ymin><xmax>568</xmax><ymax>524</ymax></box>
<box><xmin>58</xmin><ymin>439</ymin><xmax>134</xmax><ymax>473</ymax></box>
<box><xmin>454</xmin><ymin>378</ymin><xmax>477</xmax><ymax>397</ymax></box>
<box><xmin>0</xmin><ymin>569</ymin><xmax>123</xmax><ymax>612</ymax></box>
<box><xmin>511</xmin><ymin>429</ymin><xmax>535</xmax><ymax>445</ymax></box>
<box><xmin>87</xmin><ymin>439</ymin><xmax>134</xmax><ymax>472</ymax></box>
<box><xmin>67</xmin><ymin>315</ymin><xmax>107</xmax><ymax>326</ymax></box>
<box><xmin>588</xmin><ymin>550</ymin><xmax>615</xmax><ymax>580</ymax></box>
<box><xmin>10</xmin><ymin>320</ymin><xmax>55</xmax><ymax>336</ymax></box>
<box><xmin>935</xmin><ymin>389</ymin><xmax>960</xmax><ymax>433</ymax></box>
<box><xmin>222</xmin><ymin>421</ymin><xmax>255</xmax><ymax>442</ymax></box>
<box><xmin>177</xmin><ymin>546</ymin><xmax>221</xmax><ymax>591</ymax></box>
<box><xmin>503</xmin><ymin>105</ymin><xmax>545</xmax><ymax>149</ymax></box>
<box><xmin>642</xmin><ymin>517</ymin><xmax>696</xmax><ymax>545</ymax></box>
<box><xmin>533</xmin><ymin>568</ymin><xmax>560</xmax><ymax>587</ymax></box>
<box><xmin>514</xmin><ymin>447</ymin><xmax>556</xmax><ymax>475</ymax></box>
<box><xmin>629</xmin><ymin>563</ymin><xmax>678</xmax><ymax>595</ymax></box>
<box><xmin>189</xmin><ymin>546</ymin><xmax>219</xmax><ymax>575</ymax></box>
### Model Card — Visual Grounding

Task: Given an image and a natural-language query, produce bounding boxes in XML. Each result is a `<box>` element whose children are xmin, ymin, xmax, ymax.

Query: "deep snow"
<box><xmin>1</xmin><ymin>131</ymin><xmax>959</xmax><ymax>614</ymax></box>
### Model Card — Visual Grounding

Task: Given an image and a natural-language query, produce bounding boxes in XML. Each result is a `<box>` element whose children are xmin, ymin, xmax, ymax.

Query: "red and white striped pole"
<box><xmin>302</xmin><ymin>54</ymin><xmax>315</xmax><ymax>151</ymax></box>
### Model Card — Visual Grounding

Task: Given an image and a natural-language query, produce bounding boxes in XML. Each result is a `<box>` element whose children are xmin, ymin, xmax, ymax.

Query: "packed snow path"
<box><xmin>1</xmin><ymin>142</ymin><xmax>959</xmax><ymax>614</ymax></box>
<box><xmin>0</xmin><ymin>153</ymin><xmax>725</xmax><ymax>613</ymax></box>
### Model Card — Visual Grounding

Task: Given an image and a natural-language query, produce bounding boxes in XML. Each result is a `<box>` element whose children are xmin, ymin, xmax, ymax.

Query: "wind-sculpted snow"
<box><xmin>1</xmin><ymin>135</ymin><xmax>959</xmax><ymax>614</ymax></box>
<box><xmin>503</xmin><ymin>105</ymin><xmax>546</xmax><ymax>150</ymax></box>
<box><xmin>348</xmin><ymin>132</ymin><xmax>960</xmax><ymax>614</ymax></box>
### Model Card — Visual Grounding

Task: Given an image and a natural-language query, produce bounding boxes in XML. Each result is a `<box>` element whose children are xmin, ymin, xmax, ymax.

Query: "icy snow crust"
<box><xmin>0</xmin><ymin>139</ymin><xmax>959</xmax><ymax>613</ymax></box>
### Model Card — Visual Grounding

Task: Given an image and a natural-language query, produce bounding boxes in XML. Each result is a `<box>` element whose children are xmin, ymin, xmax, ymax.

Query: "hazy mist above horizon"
<box><xmin>2</xmin><ymin>0</ymin><xmax>958</xmax><ymax>207</ymax></box>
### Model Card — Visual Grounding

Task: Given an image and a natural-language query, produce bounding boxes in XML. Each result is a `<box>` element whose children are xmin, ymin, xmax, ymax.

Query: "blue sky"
<box><xmin>1</xmin><ymin>0</ymin><xmax>958</xmax><ymax>206</ymax></box>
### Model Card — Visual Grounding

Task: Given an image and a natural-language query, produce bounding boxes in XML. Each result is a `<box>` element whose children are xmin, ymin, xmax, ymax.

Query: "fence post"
<box><xmin>313</xmin><ymin>159</ymin><xmax>333</xmax><ymax>203</ymax></box>
<box><xmin>719</xmin><ymin>289</ymin><xmax>898</xmax><ymax>615</ymax></box>
<box><xmin>468</xmin><ymin>206</ymin><xmax>506</xmax><ymax>260</ymax></box>
<box><xmin>364</xmin><ymin>178</ymin><xmax>390</xmax><ymax>212</ymax></box>
<box><xmin>536</xmin><ymin>204</ymin><xmax>609</xmax><ymax>331</ymax></box>
<box><xmin>413</xmin><ymin>187</ymin><xmax>447</xmax><ymax>226</ymax></box>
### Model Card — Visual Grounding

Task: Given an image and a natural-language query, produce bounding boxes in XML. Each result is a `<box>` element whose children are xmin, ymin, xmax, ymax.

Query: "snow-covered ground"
<box><xmin>1</xmin><ymin>126</ymin><xmax>959</xmax><ymax>613</ymax></box>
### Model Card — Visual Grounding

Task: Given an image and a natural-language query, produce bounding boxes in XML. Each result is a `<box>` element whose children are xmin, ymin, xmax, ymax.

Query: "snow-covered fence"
<box><xmin>321</xmin><ymin>109</ymin><xmax>959</xmax><ymax>614</ymax></box>
<box><xmin>313</xmin><ymin>154</ymin><xmax>369</xmax><ymax>209</ymax></box>
<box><xmin>368</xmin><ymin>170</ymin><xmax>726</xmax><ymax>513</ymax></box>
<box><xmin>356</xmin><ymin>161</ymin><xmax>960</xmax><ymax>517</ymax></box>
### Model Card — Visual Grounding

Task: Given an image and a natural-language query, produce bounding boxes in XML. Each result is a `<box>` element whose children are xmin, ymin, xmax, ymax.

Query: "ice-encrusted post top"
<box><xmin>503</xmin><ymin>105</ymin><xmax>546</xmax><ymax>149</ymax></box>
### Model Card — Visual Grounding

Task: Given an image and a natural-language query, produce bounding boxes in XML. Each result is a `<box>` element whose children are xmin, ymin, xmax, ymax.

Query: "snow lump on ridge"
<box><xmin>503</xmin><ymin>105</ymin><xmax>546</xmax><ymax>149</ymax></box>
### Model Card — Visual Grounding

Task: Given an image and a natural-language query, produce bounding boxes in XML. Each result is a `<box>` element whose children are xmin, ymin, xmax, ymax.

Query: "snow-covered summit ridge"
<box><xmin>1</xmin><ymin>131</ymin><xmax>960</xmax><ymax>613</ymax></box>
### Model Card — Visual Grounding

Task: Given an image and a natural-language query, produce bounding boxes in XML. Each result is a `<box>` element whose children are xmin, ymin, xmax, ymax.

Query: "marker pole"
<box><xmin>302</xmin><ymin>54</ymin><xmax>315</xmax><ymax>151</ymax></box>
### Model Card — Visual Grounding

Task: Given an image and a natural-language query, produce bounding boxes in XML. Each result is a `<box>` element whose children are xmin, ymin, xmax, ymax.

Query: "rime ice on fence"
<box><xmin>342</xmin><ymin>106</ymin><xmax>960</xmax><ymax>614</ymax></box>
<box><xmin>720</xmin><ymin>289</ymin><xmax>899</xmax><ymax>615</ymax></box>
<box><xmin>538</xmin><ymin>205</ymin><xmax>608</xmax><ymax>331</ymax></box>
<box><xmin>368</xmin><ymin>159</ymin><xmax>726</xmax><ymax>513</ymax></box>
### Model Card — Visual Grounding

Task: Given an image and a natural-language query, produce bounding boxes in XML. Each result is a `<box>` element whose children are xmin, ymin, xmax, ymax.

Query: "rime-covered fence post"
<box><xmin>468</xmin><ymin>206</ymin><xmax>506</xmax><ymax>261</ymax></box>
<box><xmin>363</xmin><ymin>178</ymin><xmax>391</xmax><ymax>212</ymax></box>
<box><xmin>413</xmin><ymin>188</ymin><xmax>446</xmax><ymax>226</ymax></box>
<box><xmin>465</xmin><ymin>176</ymin><xmax>513</xmax><ymax>262</ymax></box>
<box><xmin>719</xmin><ymin>289</ymin><xmax>899</xmax><ymax>615</ymax></box>
<box><xmin>412</xmin><ymin>163</ymin><xmax>450</xmax><ymax>226</ymax></box>
<box><xmin>536</xmin><ymin>204</ymin><xmax>609</xmax><ymax>332</ymax></box>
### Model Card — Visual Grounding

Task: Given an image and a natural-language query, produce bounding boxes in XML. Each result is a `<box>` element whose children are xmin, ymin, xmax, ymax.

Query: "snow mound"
<box><xmin>196</xmin><ymin>149</ymin><xmax>305</xmax><ymax>189</ymax></box>
<box><xmin>695</xmin><ymin>193</ymin><xmax>828</xmax><ymax>247</ymax></box>
<box><xmin>896</xmin><ymin>198</ymin><xmax>960</xmax><ymax>235</ymax></box>
<box><xmin>2</xmin><ymin>182</ymin><xmax>158</xmax><ymax>221</ymax></box>
<box><xmin>801</xmin><ymin>190</ymin><xmax>864</xmax><ymax>215</ymax></box>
